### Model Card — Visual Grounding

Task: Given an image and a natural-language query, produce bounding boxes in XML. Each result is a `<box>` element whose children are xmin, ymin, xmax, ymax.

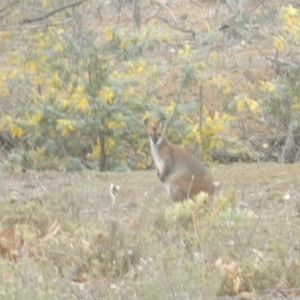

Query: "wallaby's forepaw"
<box><xmin>157</xmin><ymin>171</ymin><xmax>165</xmax><ymax>182</ymax></box>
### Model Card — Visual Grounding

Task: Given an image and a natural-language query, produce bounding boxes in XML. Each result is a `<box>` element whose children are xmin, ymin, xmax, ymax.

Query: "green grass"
<box><xmin>0</xmin><ymin>164</ymin><xmax>300</xmax><ymax>299</ymax></box>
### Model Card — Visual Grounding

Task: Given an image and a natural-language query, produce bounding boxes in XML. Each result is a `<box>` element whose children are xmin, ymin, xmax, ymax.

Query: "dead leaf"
<box><xmin>240</xmin><ymin>289</ymin><xmax>256</xmax><ymax>300</ymax></box>
<box><xmin>0</xmin><ymin>226</ymin><xmax>24</xmax><ymax>261</ymax></box>
<box><xmin>42</xmin><ymin>220</ymin><xmax>60</xmax><ymax>242</ymax></box>
<box><xmin>232</xmin><ymin>276</ymin><xmax>242</xmax><ymax>294</ymax></box>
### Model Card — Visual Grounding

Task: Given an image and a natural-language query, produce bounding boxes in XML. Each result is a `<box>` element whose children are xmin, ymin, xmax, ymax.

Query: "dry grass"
<box><xmin>0</xmin><ymin>163</ymin><xmax>299</xmax><ymax>299</ymax></box>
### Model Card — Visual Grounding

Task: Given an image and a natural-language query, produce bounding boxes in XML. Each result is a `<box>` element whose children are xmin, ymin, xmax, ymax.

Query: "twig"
<box><xmin>22</xmin><ymin>0</ymin><xmax>87</xmax><ymax>24</ymax></box>
<box><xmin>42</xmin><ymin>220</ymin><xmax>60</xmax><ymax>242</ymax></box>
<box><xmin>198</xmin><ymin>84</ymin><xmax>203</xmax><ymax>157</ymax></box>
<box><xmin>155</xmin><ymin>16</ymin><xmax>195</xmax><ymax>37</ymax></box>
<box><xmin>145</xmin><ymin>6</ymin><xmax>162</xmax><ymax>23</ymax></box>
<box><xmin>187</xmin><ymin>174</ymin><xmax>194</xmax><ymax>200</ymax></box>
<box><xmin>241</xmin><ymin>33</ymin><xmax>300</xmax><ymax>70</ymax></box>
<box><xmin>153</xmin><ymin>0</ymin><xmax>178</xmax><ymax>24</ymax></box>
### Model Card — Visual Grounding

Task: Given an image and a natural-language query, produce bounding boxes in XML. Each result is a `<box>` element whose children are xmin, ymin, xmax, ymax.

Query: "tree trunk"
<box><xmin>99</xmin><ymin>131</ymin><xmax>106</xmax><ymax>171</ymax></box>
<box><xmin>279</xmin><ymin>96</ymin><xmax>296</xmax><ymax>163</ymax></box>
<box><xmin>279</xmin><ymin>121</ymin><xmax>295</xmax><ymax>163</ymax></box>
<box><xmin>198</xmin><ymin>84</ymin><xmax>203</xmax><ymax>159</ymax></box>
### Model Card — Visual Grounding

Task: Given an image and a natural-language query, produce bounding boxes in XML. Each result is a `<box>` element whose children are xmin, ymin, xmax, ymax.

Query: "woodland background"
<box><xmin>0</xmin><ymin>0</ymin><xmax>299</xmax><ymax>171</ymax></box>
<box><xmin>0</xmin><ymin>0</ymin><xmax>300</xmax><ymax>299</ymax></box>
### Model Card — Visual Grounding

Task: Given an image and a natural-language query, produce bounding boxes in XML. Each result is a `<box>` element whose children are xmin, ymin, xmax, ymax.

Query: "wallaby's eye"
<box><xmin>157</xmin><ymin>133</ymin><xmax>161</xmax><ymax>137</ymax></box>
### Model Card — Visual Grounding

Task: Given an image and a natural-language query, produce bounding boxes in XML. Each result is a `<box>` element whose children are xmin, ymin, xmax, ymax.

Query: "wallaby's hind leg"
<box><xmin>167</xmin><ymin>183</ymin><xmax>186</xmax><ymax>202</ymax></box>
<box><xmin>167</xmin><ymin>175</ymin><xmax>189</xmax><ymax>202</ymax></box>
<box><xmin>167</xmin><ymin>173</ymin><xmax>213</xmax><ymax>202</ymax></box>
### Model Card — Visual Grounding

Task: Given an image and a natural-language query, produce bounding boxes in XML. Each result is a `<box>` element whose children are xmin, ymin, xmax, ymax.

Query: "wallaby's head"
<box><xmin>144</xmin><ymin>117</ymin><xmax>167</xmax><ymax>145</ymax></box>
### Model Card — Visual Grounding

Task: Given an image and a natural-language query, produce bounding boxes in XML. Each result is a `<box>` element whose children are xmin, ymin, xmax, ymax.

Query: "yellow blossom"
<box><xmin>125</xmin><ymin>59</ymin><xmax>146</xmax><ymax>76</ymax></box>
<box><xmin>91</xmin><ymin>137</ymin><xmax>115</xmax><ymax>159</ymax></box>
<box><xmin>209</xmin><ymin>51</ymin><xmax>219</xmax><ymax>62</ymax></box>
<box><xmin>28</xmin><ymin>113</ymin><xmax>43</xmax><ymax>126</ymax></box>
<box><xmin>183</xmin><ymin>123</ymin><xmax>201</xmax><ymax>146</ymax></box>
<box><xmin>206</xmin><ymin>23</ymin><xmax>211</xmax><ymax>33</ymax></box>
<box><xmin>6</xmin><ymin>117</ymin><xmax>26</xmax><ymax>138</ymax></box>
<box><xmin>223</xmin><ymin>81</ymin><xmax>232</xmax><ymax>94</ymax></box>
<box><xmin>260</xmin><ymin>81</ymin><xmax>276</xmax><ymax>93</ymax></box>
<box><xmin>235</xmin><ymin>94</ymin><xmax>259</xmax><ymax>114</ymax></box>
<box><xmin>165</xmin><ymin>101</ymin><xmax>176</xmax><ymax>116</ymax></box>
<box><xmin>107</xmin><ymin>121</ymin><xmax>123</xmax><ymax>129</ymax></box>
<box><xmin>99</xmin><ymin>86</ymin><xmax>114</xmax><ymax>104</ymax></box>
<box><xmin>137</xmin><ymin>161</ymin><xmax>147</xmax><ymax>170</ymax></box>
<box><xmin>103</xmin><ymin>27</ymin><xmax>114</xmax><ymax>41</ymax></box>
<box><xmin>75</xmin><ymin>97</ymin><xmax>89</xmax><ymax>112</ymax></box>
<box><xmin>12</xmin><ymin>125</ymin><xmax>25</xmax><ymax>138</ymax></box>
<box><xmin>281</xmin><ymin>5</ymin><xmax>300</xmax><ymax>34</ymax></box>
<box><xmin>273</xmin><ymin>36</ymin><xmax>286</xmax><ymax>51</ymax></box>
<box><xmin>236</xmin><ymin>98</ymin><xmax>245</xmax><ymax>112</ymax></box>
<box><xmin>91</xmin><ymin>138</ymin><xmax>101</xmax><ymax>159</ymax></box>
<box><xmin>211</xmin><ymin>75</ymin><xmax>233</xmax><ymax>95</ymax></box>
<box><xmin>1</xmin><ymin>31</ymin><xmax>13</xmax><ymax>39</ymax></box>
<box><xmin>53</xmin><ymin>43</ymin><xmax>63</xmax><ymax>52</ymax></box>
<box><xmin>57</xmin><ymin>119</ymin><xmax>75</xmax><ymax>136</ymax></box>
<box><xmin>107</xmin><ymin>138</ymin><xmax>115</xmax><ymax>152</ymax></box>
<box><xmin>9</xmin><ymin>69</ymin><xmax>19</xmax><ymax>78</ymax></box>
<box><xmin>178</xmin><ymin>42</ymin><xmax>191</xmax><ymax>57</ymax></box>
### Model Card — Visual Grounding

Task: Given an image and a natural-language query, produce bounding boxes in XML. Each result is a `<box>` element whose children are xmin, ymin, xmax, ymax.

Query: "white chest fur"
<box><xmin>150</xmin><ymin>141</ymin><xmax>164</xmax><ymax>173</ymax></box>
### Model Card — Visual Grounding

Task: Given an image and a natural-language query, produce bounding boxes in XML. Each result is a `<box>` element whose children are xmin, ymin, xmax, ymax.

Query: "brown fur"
<box><xmin>144</xmin><ymin>117</ymin><xmax>214</xmax><ymax>201</ymax></box>
<box><xmin>0</xmin><ymin>226</ymin><xmax>23</xmax><ymax>261</ymax></box>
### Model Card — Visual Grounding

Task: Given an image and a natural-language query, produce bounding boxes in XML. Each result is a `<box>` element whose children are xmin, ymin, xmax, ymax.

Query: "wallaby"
<box><xmin>144</xmin><ymin>117</ymin><xmax>214</xmax><ymax>202</ymax></box>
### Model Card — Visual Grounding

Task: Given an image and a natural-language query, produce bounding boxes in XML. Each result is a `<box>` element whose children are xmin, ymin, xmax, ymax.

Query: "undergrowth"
<box><xmin>0</xmin><ymin>179</ymin><xmax>299</xmax><ymax>299</ymax></box>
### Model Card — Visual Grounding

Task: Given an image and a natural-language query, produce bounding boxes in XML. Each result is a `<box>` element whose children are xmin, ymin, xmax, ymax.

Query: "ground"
<box><xmin>2</xmin><ymin>162</ymin><xmax>300</xmax><ymax>212</ymax></box>
<box><xmin>1</xmin><ymin>163</ymin><xmax>300</xmax><ymax>299</ymax></box>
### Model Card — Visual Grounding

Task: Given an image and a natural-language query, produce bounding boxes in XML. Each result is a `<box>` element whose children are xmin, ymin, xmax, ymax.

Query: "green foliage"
<box><xmin>260</xmin><ymin>76</ymin><xmax>300</xmax><ymax>128</ymax></box>
<box><xmin>164</xmin><ymin>192</ymin><xmax>209</xmax><ymax>225</ymax></box>
<box><xmin>65</xmin><ymin>157</ymin><xmax>85</xmax><ymax>172</ymax></box>
<box><xmin>2</xmin><ymin>151</ymin><xmax>24</xmax><ymax>172</ymax></box>
<box><xmin>0</xmin><ymin>1</ymin><xmax>262</xmax><ymax>170</ymax></box>
<box><xmin>258</xmin><ymin>5</ymin><xmax>300</xmax><ymax>162</ymax></box>
<box><xmin>1</xmin><ymin>25</ymin><xmax>165</xmax><ymax>170</ymax></box>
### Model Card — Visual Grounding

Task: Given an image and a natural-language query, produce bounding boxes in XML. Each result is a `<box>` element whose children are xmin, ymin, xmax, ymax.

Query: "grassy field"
<box><xmin>0</xmin><ymin>163</ymin><xmax>300</xmax><ymax>299</ymax></box>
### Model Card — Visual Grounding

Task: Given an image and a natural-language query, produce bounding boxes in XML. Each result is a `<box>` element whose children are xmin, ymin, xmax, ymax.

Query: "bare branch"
<box><xmin>145</xmin><ymin>6</ymin><xmax>161</xmax><ymax>23</ymax></box>
<box><xmin>22</xmin><ymin>0</ymin><xmax>87</xmax><ymax>24</ymax></box>
<box><xmin>155</xmin><ymin>16</ymin><xmax>195</xmax><ymax>38</ymax></box>
<box><xmin>148</xmin><ymin>1</ymin><xmax>178</xmax><ymax>24</ymax></box>
<box><xmin>157</xmin><ymin>1</ymin><xmax>177</xmax><ymax>24</ymax></box>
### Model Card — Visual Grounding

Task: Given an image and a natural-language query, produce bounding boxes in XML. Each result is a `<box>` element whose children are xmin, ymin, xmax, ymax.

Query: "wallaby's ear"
<box><xmin>144</xmin><ymin>118</ymin><xmax>151</xmax><ymax>127</ymax></box>
<box><xmin>158</xmin><ymin>117</ymin><xmax>167</xmax><ymax>130</ymax></box>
